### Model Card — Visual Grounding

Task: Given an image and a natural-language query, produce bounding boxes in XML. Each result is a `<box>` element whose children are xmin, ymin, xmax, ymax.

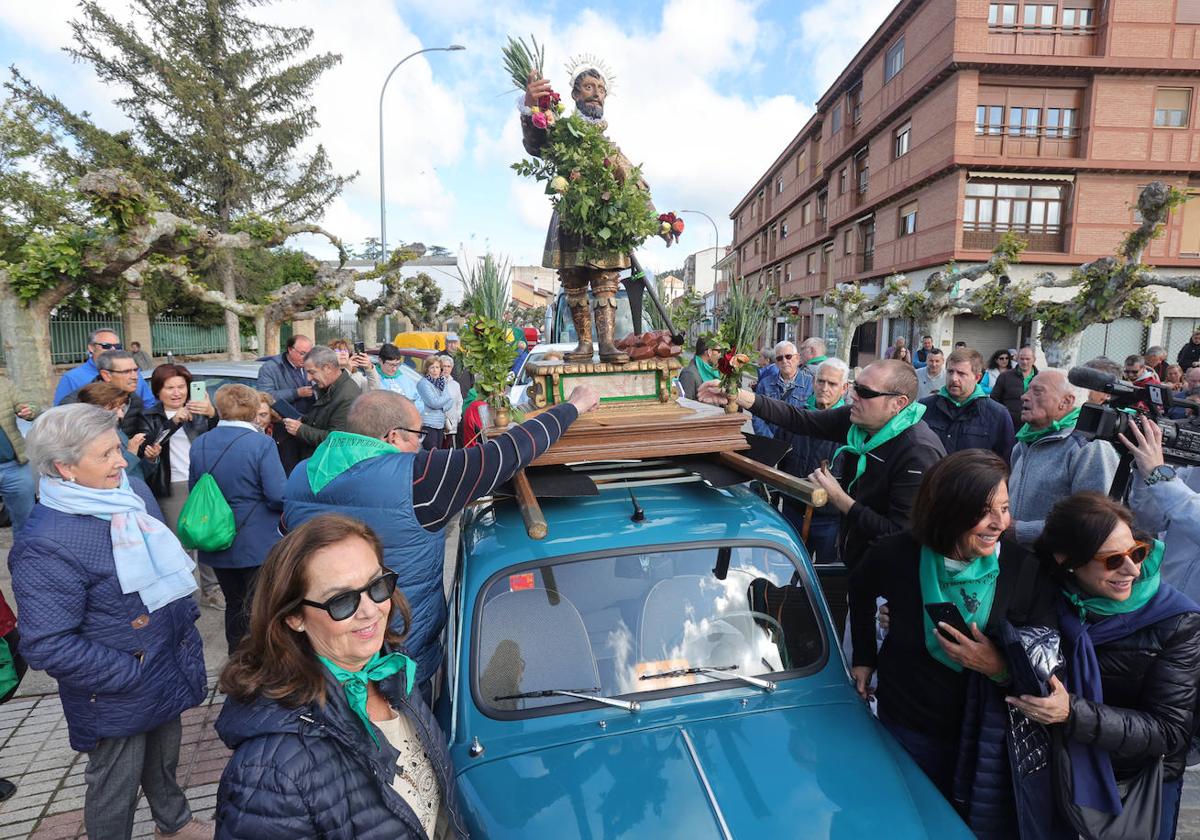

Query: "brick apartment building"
<box><xmin>730</xmin><ymin>0</ymin><xmax>1200</xmax><ymax>364</ymax></box>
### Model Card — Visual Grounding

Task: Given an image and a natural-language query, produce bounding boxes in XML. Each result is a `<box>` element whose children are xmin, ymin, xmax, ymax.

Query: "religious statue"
<box><xmin>505</xmin><ymin>41</ymin><xmax>680</xmax><ymax>364</ymax></box>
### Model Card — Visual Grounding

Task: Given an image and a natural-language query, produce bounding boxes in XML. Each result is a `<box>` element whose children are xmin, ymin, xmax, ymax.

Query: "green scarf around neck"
<box><xmin>832</xmin><ymin>402</ymin><xmax>926</xmax><ymax>489</ymax></box>
<box><xmin>375</xmin><ymin>363</ymin><xmax>404</xmax><ymax>381</ymax></box>
<box><xmin>938</xmin><ymin>384</ymin><xmax>987</xmax><ymax>408</ymax></box>
<box><xmin>307</xmin><ymin>431</ymin><xmax>399</xmax><ymax>493</ymax></box>
<box><xmin>1064</xmin><ymin>539</ymin><xmax>1164</xmax><ymax>620</ymax></box>
<box><xmin>807</xmin><ymin>355</ymin><xmax>828</xmax><ymax>367</ymax></box>
<box><xmin>805</xmin><ymin>393</ymin><xmax>846</xmax><ymax>410</ymax></box>
<box><xmin>1022</xmin><ymin>367</ymin><xmax>1037</xmax><ymax>391</ymax></box>
<box><xmin>319</xmin><ymin>651</ymin><xmax>416</xmax><ymax>747</ymax></box>
<box><xmin>1015</xmin><ymin>406</ymin><xmax>1081</xmax><ymax>445</ymax></box>
<box><xmin>919</xmin><ymin>544</ymin><xmax>1001</xmax><ymax>672</ymax></box>
<box><xmin>695</xmin><ymin>356</ymin><xmax>720</xmax><ymax>382</ymax></box>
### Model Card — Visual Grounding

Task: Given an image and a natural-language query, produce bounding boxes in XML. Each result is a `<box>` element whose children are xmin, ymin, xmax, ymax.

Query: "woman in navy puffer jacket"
<box><xmin>215</xmin><ymin>513</ymin><xmax>467</xmax><ymax>839</ymax></box>
<box><xmin>8</xmin><ymin>405</ymin><xmax>209</xmax><ymax>840</ymax></box>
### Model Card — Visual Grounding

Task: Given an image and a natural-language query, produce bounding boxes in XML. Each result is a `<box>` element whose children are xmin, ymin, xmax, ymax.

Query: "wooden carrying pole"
<box><xmin>512</xmin><ymin>469</ymin><xmax>548</xmax><ymax>540</ymax></box>
<box><xmin>716</xmin><ymin>451</ymin><xmax>828</xmax><ymax>509</ymax></box>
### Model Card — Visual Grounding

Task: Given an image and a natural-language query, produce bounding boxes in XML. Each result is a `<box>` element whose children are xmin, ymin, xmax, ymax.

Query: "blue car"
<box><xmin>439</xmin><ymin>472</ymin><xmax>973</xmax><ymax>838</ymax></box>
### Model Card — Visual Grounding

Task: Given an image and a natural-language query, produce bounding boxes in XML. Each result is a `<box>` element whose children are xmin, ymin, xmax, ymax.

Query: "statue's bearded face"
<box><xmin>572</xmin><ymin>72</ymin><xmax>606</xmax><ymax>119</ymax></box>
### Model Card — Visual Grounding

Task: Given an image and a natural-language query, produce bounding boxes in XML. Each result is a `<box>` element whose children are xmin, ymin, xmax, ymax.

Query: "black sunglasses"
<box><xmin>853</xmin><ymin>382</ymin><xmax>903</xmax><ymax>400</ymax></box>
<box><xmin>776</xmin><ymin>353</ymin><xmax>797</xmax><ymax>362</ymax></box>
<box><xmin>301</xmin><ymin>571</ymin><xmax>398</xmax><ymax>621</ymax></box>
<box><xmin>93</xmin><ymin>341</ymin><xmax>123</xmax><ymax>350</ymax></box>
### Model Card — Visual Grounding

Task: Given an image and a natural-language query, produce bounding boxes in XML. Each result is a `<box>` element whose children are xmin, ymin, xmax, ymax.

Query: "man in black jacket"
<box><xmin>700</xmin><ymin>359</ymin><xmax>945</xmax><ymax>571</ymax></box>
<box><xmin>991</xmin><ymin>345</ymin><xmax>1037</xmax><ymax>430</ymax></box>
<box><xmin>920</xmin><ymin>347</ymin><xmax>1014</xmax><ymax>462</ymax></box>
<box><xmin>1178</xmin><ymin>329</ymin><xmax>1200</xmax><ymax>371</ymax></box>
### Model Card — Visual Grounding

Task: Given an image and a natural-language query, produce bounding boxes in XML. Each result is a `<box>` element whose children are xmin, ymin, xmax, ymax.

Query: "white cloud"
<box><xmin>0</xmin><ymin>0</ymin><xmax>78</xmax><ymax>53</ymax></box>
<box><xmin>796</xmin><ymin>0</ymin><xmax>898</xmax><ymax>94</ymax></box>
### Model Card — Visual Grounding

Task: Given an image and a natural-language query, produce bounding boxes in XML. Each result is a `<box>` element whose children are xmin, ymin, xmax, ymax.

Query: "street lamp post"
<box><xmin>677</xmin><ymin>209</ymin><xmax>721</xmax><ymax>289</ymax></box>
<box><xmin>378</xmin><ymin>44</ymin><xmax>465</xmax><ymax>263</ymax></box>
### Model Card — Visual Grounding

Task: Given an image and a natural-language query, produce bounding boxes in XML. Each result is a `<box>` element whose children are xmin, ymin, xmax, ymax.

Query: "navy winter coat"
<box><xmin>919</xmin><ymin>392</ymin><xmax>1015</xmax><ymax>462</ymax></box>
<box><xmin>215</xmin><ymin>663</ymin><xmax>468</xmax><ymax>839</ymax></box>
<box><xmin>7</xmin><ymin>479</ymin><xmax>206</xmax><ymax>752</ymax></box>
<box><xmin>188</xmin><ymin>425</ymin><xmax>286</xmax><ymax>569</ymax></box>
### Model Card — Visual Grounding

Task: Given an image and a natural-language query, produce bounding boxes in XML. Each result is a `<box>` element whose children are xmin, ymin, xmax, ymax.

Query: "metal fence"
<box><xmin>150</xmin><ymin>316</ymin><xmax>246</xmax><ymax>356</ymax></box>
<box><xmin>315</xmin><ymin>316</ymin><xmax>363</xmax><ymax>345</ymax></box>
<box><xmin>1077</xmin><ymin>317</ymin><xmax>1148</xmax><ymax>363</ymax></box>
<box><xmin>49</xmin><ymin>316</ymin><xmax>123</xmax><ymax>365</ymax></box>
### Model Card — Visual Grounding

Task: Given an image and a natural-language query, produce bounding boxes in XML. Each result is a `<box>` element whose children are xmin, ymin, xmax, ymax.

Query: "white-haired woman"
<box><xmin>439</xmin><ymin>354</ymin><xmax>463</xmax><ymax>448</ymax></box>
<box><xmin>7</xmin><ymin>404</ymin><xmax>210</xmax><ymax>840</ymax></box>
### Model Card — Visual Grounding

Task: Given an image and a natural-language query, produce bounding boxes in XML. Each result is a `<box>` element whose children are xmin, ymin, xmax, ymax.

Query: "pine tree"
<box><xmin>60</xmin><ymin>0</ymin><xmax>355</xmax><ymax>356</ymax></box>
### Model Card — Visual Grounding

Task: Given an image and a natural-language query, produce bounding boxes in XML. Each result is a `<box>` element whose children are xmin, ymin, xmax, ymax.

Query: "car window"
<box><xmin>192</xmin><ymin>374</ymin><xmax>259</xmax><ymax>403</ymax></box>
<box><xmin>474</xmin><ymin>544</ymin><xmax>824</xmax><ymax>714</ymax></box>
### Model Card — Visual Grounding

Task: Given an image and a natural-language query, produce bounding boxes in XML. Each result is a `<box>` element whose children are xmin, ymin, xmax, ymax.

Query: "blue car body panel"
<box><xmin>448</xmin><ymin>481</ymin><xmax>973</xmax><ymax>838</ymax></box>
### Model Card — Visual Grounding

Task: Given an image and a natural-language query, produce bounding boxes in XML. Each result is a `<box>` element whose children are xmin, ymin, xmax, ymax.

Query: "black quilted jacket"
<box><xmin>1065</xmin><ymin>610</ymin><xmax>1200</xmax><ymax>782</ymax></box>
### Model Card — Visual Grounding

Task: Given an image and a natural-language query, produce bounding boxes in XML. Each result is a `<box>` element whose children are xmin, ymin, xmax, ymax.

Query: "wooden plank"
<box><xmin>716</xmin><ymin>451</ymin><xmax>828</xmax><ymax>508</ymax></box>
<box><xmin>512</xmin><ymin>470</ymin><xmax>548</xmax><ymax>540</ymax></box>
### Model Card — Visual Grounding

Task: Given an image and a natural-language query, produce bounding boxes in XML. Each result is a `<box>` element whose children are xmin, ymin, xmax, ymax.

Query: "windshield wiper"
<box><xmin>494</xmin><ymin>687</ymin><xmax>641</xmax><ymax>713</ymax></box>
<box><xmin>639</xmin><ymin>664</ymin><xmax>777</xmax><ymax>693</ymax></box>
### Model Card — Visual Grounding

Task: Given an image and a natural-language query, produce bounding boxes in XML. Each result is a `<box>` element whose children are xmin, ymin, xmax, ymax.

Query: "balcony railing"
<box><xmin>856</xmin><ymin>251</ymin><xmax>875</xmax><ymax>273</ymax></box>
<box><xmin>963</xmin><ymin>223</ymin><xmax>1064</xmax><ymax>252</ymax></box>
<box><xmin>973</xmin><ymin>126</ymin><xmax>1080</xmax><ymax>158</ymax></box>
<box><xmin>985</xmin><ymin>23</ymin><xmax>1097</xmax><ymax>56</ymax></box>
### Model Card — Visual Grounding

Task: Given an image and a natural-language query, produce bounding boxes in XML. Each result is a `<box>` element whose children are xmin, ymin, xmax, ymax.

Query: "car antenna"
<box><xmin>628</xmin><ymin>489</ymin><xmax>645</xmax><ymax>523</ymax></box>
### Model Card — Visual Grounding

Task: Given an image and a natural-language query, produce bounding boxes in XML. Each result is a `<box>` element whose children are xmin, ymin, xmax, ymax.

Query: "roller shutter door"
<box><xmin>952</xmin><ymin>315</ymin><xmax>1022</xmax><ymax>359</ymax></box>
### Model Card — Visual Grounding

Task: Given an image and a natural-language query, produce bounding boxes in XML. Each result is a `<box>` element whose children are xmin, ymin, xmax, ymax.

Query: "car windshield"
<box><xmin>474</xmin><ymin>544</ymin><xmax>824</xmax><ymax>714</ymax></box>
<box><xmin>555</xmin><ymin>289</ymin><xmax>644</xmax><ymax>344</ymax></box>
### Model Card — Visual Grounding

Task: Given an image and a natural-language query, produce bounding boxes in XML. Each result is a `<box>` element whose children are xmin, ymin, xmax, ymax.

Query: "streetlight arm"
<box><xmin>378</xmin><ymin>45</ymin><xmax>465</xmax><ymax>262</ymax></box>
<box><xmin>678</xmin><ymin>209</ymin><xmax>722</xmax><ymax>286</ymax></box>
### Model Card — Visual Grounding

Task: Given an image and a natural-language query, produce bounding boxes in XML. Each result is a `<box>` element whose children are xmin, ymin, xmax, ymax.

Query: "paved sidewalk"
<box><xmin>0</xmin><ymin>687</ymin><xmax>228</xmax><ymax>838</ymax></box>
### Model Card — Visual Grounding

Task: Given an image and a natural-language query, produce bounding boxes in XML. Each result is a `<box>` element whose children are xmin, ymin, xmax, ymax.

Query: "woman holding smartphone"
<box><xmin>848</xmin><ymin>449</ymin><xmax>1056</xmax><ymax>825</ymax></box>
<box><xmin>134</xmin><ymin>364</ymin><xmax>221</xmax><ymax>609</ymax></box>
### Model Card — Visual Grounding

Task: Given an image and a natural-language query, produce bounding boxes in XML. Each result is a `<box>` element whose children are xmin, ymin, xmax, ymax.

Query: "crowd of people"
<box><xmin>694</xmin><ymin>325</ymin><xmax>1200</xmax><ymax>839</ymax></box>
<box><xmin>0</xmin><ymin>328</ymin><xmax>599</xmax><ymax>838</ymax></box>
<box><xmin>1</xmin><ymin>324</ymin><xmax>1200</xmax><ymax>837</ymax></box>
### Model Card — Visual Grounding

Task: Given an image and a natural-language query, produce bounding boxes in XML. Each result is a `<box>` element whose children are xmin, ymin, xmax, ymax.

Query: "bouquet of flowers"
<box><xmin>503</xmin><ymin>36</ymin><xmax>679</xmax><ymax>262</ymax></box>
<box><xmin>714</xmin><ymin>281</ymin><xmax>772</xmax><ymax>413</ymax></box>
<box><xmin>658</xmin><ymin>212</ymin><xmax>685</xmax><ymax>244</ymax></box>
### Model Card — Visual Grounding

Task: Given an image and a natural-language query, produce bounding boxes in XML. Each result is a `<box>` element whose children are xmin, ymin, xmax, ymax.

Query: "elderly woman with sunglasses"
<box><xmin>1010</xmin><ymin>492</ymin><xmax>1200</xmax><ymax>840</ymax></box>
<box><xmin>215</xmin><ymin>513</ymin><xmax>467</xmax><ymax>840</ymax></box>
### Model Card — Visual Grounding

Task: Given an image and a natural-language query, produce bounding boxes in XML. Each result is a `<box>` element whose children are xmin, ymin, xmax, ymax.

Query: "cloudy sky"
<box><xmin>0</xmin><ymin>0</ymin><xmax>897</xmax><ymax>278</ymax></box>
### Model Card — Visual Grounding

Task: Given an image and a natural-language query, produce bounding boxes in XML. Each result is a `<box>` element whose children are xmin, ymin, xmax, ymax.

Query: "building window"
<box><xmin>848</xmin><ymin>84</ymin><xmax>863</xmax><ymax>125</ymax></box>
<box><xmin>817</xmin><ymin>191</ymin><xmax>828</xmax><ymax>221</ymax></box>
<box><xmin>1007</xmin><ymin>106</ymin><xmax>1041</xmax><ymax>137</ymax></box>
<box><xmin>831</xmin><ymin>104</ymin><xmax>843</xmax><ymax>134</ymax></box>
<box><xmin>843</xmin><ymin>229</ymin><xmax>853</xmax><ymax>254</ymax></box>
<box><xmin>777</xmin><ymin>177</ymin><xmax>785</xmax><ymax>195</ymax></box>
<box><xmin>963</xmin><ymin>180</ymin><xmax>1067</xmax><ymax>249</ymax></box>
<box><xmin>839</xmin><ymin>168</ymin><xmax>848</xmax><ymax>195</ymax></box>
<box><xmin>898</xmin><ymin>201</ymin><xmax>918</xmax><ymax>237</ymax></box>
<box><xmin>754</xmin><ymin>237</ymin><xmax>760</xmax><ymax>255</ymax></box>
<box><xmin>860</xmin><ymin>221</ymin><xmax>875</xmax><ymax>271</ymax></box>
<box><xmin>988</xmin><ymin>3</ymin><xmax>1017</xmax><ymax>25</ymax></box>
<box><xmin>1045</xmin><ymin>107</ymin><xmax>1079</xmax><ymax>138</ymax></box>
<box><xmin>894</xmin><ymin>122</ymin><xmax>911</xmax><ymax>158</ymax></box>
<box><xmin>1155</xmin><ymin>88</ymin><xmax>1192</xmax><ymax>128</ymax></box>
<box><xmin>976</xmin><ymin>105</ymin><xmax>1005</xmax><ymax>135</ymax></box>
<box><xmin>781</xmin><ymin>221</ymin><xmax>789</xmax><ymax>239</ymax></box>
<box><xmin>1062</xmin><ymin>6</ymin><xmax>1094</xmax><ymax>27</ymax></box>
<box><xmin>796</xmin><ymin>150</ymin><xmax>806</xmax><ymax>176</ymax></box>
<box><xmin>885</xmin><ymin>37</ymin><xmax>905</xmax><ymax>82</ymax></box>
<box><xmin>856</xmin><ymin>152</ymin><xmax>870</xmax><ymax>194</ymax></box>
<box><xmin>801</xmin><ymin>202</ymin><xmax>812</xmax><ymax>225</ymax></box>
<box><xmin>1023</xmin><ymin>4</ymin><xmax>1056</xmax><ymax>26</ymax></box>
<box><xmin>806</xmin><ymin>252</ymin><xmax>817</xmax><ymax>274</ymax></box>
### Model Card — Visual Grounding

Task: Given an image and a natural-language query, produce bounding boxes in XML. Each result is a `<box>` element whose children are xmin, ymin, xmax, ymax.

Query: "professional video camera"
<box><xmin>1068</xmin><ymin>366</ymin><xmax>1200</xmax><ymax>477</ymax></box>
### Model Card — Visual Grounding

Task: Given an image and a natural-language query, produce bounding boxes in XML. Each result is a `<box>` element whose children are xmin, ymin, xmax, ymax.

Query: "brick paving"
<box><xmin>0</xmin><ymin>687</ymin><xmax>228</xmax><ymax>838</ymax></box>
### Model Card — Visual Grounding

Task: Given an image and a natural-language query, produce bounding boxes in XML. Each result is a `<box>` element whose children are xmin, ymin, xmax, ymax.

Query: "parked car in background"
<box><xmin>440</xmin><ymin>469</ymin><xmax>973</xmax><ymax>839</ymax></box>
<box><xmin>508</xmin><ymin>342</ymin><xmax>576</xmax><ymax>408</ymax></box>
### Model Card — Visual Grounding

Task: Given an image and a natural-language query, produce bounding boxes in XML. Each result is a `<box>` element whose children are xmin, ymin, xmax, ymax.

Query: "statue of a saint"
<box><xmin>519</xmin><ymin>64</ymin><xmax>665</xmax><ymax>364</ymax></box>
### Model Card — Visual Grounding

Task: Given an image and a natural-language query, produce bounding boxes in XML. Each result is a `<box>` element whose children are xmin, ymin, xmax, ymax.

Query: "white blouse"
<box><xmin>371</xmin><ymin>711</ymin><xmax>447</xmax><ymax>838</ymax></box>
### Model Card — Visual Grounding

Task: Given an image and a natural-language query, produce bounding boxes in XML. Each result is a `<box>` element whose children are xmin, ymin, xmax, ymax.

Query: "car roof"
<box><xmin>181</xmin><ymin>360</ymin><xmax>263</xmax><ymax>377</ymax></box>
<box><xmin>462</xmin><ymin>477</ymin><xmax>804</xmax><ymax>581</ymax></box>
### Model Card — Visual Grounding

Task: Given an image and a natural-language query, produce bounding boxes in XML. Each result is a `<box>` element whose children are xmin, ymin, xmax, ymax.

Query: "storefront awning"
<box><xmin>968</xmin><ymin>171</ymin><xmax>1075</xmax><ymax>182</ymax></box>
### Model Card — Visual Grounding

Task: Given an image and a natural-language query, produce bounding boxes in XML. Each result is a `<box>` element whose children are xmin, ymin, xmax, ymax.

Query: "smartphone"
<box><xmin>924</xmin><ymin>602</ymin><xmax>971</xmax><ymax>639</ymax></box>
<box><xmin>153</xmin><ymin>428</ymin><xmax>174</xmax><ymax>447</ymax></box>
<box><xmin>189</xmin><ymin>381</ymin><xmax>207</xmax><ymax>403</ymax></box>
<box><xmin>353</xmin><ymin>340</ymin><xmax>365</xmax><ymax>355</ymax></box>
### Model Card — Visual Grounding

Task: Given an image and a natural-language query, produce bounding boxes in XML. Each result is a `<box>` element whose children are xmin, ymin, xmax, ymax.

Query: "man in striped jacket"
<box><xmin>282</xmin><ymin>385</ymin><xmax>598</xmax><ymax>697</ymax></box>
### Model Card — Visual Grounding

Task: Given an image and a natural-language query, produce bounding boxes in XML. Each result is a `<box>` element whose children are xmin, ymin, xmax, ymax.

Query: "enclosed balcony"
<box><xmin>985</xmin><ymin>3</ymin><xmax>1098</xmax><ymax>56</ymax></box>
<box><xmin>974</xmin><ymin>104</ymin><xmax>1081</xmax><ymax>159</ymax></box>
<box><xmin>962</xmin><ymin>178</ymin><xmax>1068</xmax><ymax>252</ymax></box>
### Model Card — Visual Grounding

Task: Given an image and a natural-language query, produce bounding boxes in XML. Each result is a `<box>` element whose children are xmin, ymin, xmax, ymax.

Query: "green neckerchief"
<box><xmin>694</xmin><ymin>356</ymin><xmax>720</xmax><ymax>382</ymax></box>
<box><xmin>832</xmin><ymin>402</ymin><xmax>926</xmax><ymax>489</ymax></box>
<box><xmin>307</xmin><ymin>431</ymin><xmax>399</xmax><ymax>494</ymax></box>
<box><xmin>805</xmin><ymin>394</ymin><xmax>846</xmax><ymax>410</ymax></box>
<box><xmin>1021</xmin><ymin>367</ymin><xmax>1038</xmax><ymax>391</ymax></box>
<box><xmin>1064</xmin><ymin>539</ymin><xmax>1164</xmax><ymax>620</ymax></box>
<box><xmin>919</xmin><ymin>544</ymin><xmax>1001</xmax><ymax>672</ymax></box>
<box><xmin>1015</xmin><ymin>406</ymin><xmax>1081</xmax><ymax>445</ymax></box>
<box><xmin>375</xmin><ymin>363</ymin><xmax>404</xmax><ymax>381</ymax></box>
<box><xmin>319</xmin><ymin>651</ymin><xmax>417</xmax><ymax>747</ymax></box>
<box><xmin>938</xmin><ymin>384</ymin><xmax>987</xmax><ymax>408</ymax></box>
<box><xmin>806</xmin><ymin>355</ymin><xmax>828</xmax><ymax>367</ymax></box>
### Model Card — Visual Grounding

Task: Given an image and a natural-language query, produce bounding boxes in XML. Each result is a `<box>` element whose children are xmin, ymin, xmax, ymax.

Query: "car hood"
<box><xmin>455</xmin><ymin>702</ymin><xmax>971</xmax><ymax>839</ymax></box>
